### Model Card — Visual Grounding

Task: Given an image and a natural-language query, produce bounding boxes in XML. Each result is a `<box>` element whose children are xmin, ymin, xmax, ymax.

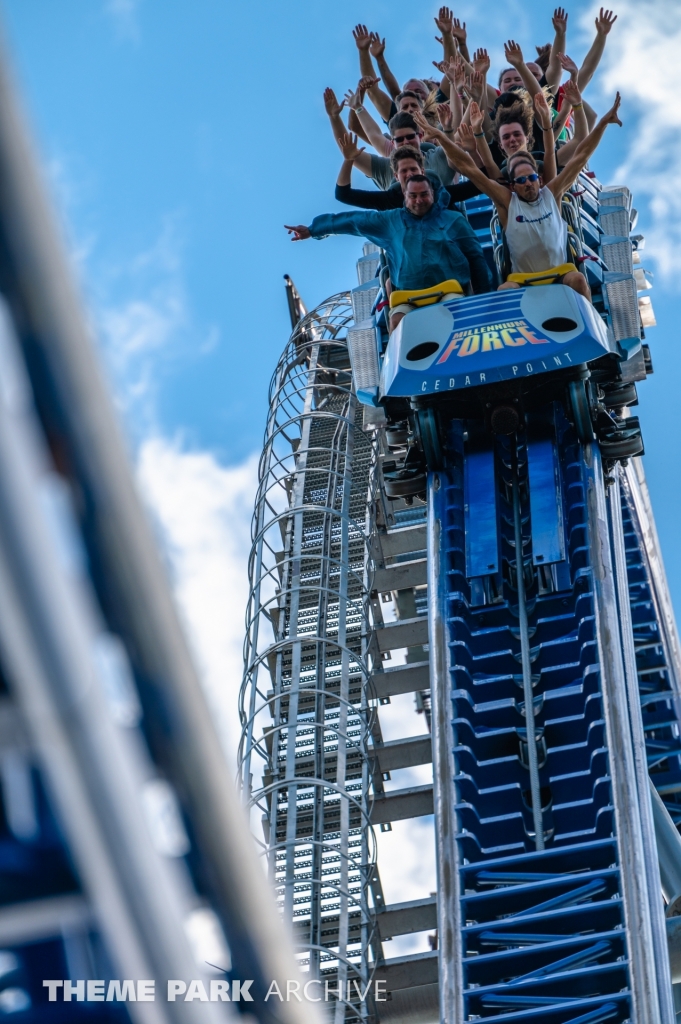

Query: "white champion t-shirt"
<box><xmin>506</xmin><ymin>186</ymin><xmax>568</xmax><ymax>274</ymax></box>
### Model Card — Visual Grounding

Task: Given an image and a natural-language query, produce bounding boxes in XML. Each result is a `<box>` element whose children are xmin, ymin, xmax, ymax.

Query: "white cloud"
<box><xmin>136</xmin><ymin>435</ymin><xmax>438</xmax><ymax>948</ymax></box>
<box><xmin>102</xmin><ymin>293</ymin><xmax>184</xmax><ymax>359</ymax></box>
<box><xmin>377</xmin><ymin>815</ymin><xmax>437</xmax><ymax>957</ymax></box>
<box><xmin>136</xmin><ymin>436</ymin><xmax>258</xmax><ymax>757</ymax></box>
<box><xmin>35</xmin><ymin>154</ymin><xmax>191</xmax><ymax>416</ymax></box>
<box><xmin>95</xmin><ymin>220</ymin><xmax>194</xmax><ymax>425</ymax></box>
<box><xmin>105</xmin><ymin>0</ymin><xmax>142</xmax><ymax>41</ymax></box>
<box><xmin>580</xmin><ymin>0</ymin><xmax>681</xmax><ymax>277</ymax></box>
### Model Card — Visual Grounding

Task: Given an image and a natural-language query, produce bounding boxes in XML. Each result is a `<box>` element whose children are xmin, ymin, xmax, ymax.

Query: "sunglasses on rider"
<box><xmin>512</xmin><ymin>172</ymin><xmax>539</xmax><ymax>184</ymax></box>
<box><xmin>394</xmin><ymin>131</ymin><xmax>419</xmax><ymax>142</ymax></box>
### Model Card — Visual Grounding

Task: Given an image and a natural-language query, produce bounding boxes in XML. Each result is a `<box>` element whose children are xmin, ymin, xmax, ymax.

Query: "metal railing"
<box><xmin>239</xmin><ymin>294</ymin><xmax>380</xmax><ymax>1021</ymax></box>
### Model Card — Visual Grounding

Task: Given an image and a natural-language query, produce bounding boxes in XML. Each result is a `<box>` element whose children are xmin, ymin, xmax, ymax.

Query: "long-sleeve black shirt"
<box><xmin>335</xmin><ymin>178</ymin><xmax>482</xmax><ymax>211</ymax></box>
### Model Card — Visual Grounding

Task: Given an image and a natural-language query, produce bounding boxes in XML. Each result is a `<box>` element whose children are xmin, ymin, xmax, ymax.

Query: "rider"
<box><xmin>284</xmin><ymin>176</ymin><xmax>492</xmax><ymax>331</ymax></box>
<box><xmin>334</xmin><ymin>136</ymin><xmax>482</xmax><ymax>210</ymax></box>
<box><xmin>410</xmin><ymin>94</ymin><xmax>622</xmax><ymax>299</ymax></box>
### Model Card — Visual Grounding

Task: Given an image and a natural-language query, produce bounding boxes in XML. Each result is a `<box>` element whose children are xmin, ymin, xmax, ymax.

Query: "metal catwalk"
<box><xmin>239</xmin><ymin>296</ymin><xmax>379</xmax><ymax>1022</ymax></box>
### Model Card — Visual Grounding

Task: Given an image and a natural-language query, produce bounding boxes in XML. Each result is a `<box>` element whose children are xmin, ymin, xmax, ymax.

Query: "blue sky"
<box><xmin>2</xmin><ymin>0</ymin><xmax>681</xmax><ymax>714</ymax></box>
<box><xmin>4</xmin><ymin>0</ymin><xmax>680</xmax><ymax>948</ymax></box>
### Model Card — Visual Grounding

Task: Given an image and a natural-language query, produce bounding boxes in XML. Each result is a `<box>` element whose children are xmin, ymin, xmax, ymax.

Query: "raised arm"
<box><xmin>583</xmin><ymin>101</ymin><xmax>598</xmax><ymax>131</ymax></box>
<box><xmin>461</xmin><ymin>69</ymin><xmax>493</xmax><ymax>135</ymax></box>
<box><xmin>334</xmin><ymin>135</ymin><xmax>397</xmax><ymax>210</ymax></box>
<box><xmin>472</xmin><ymin>48</ymin><xmax>497</xmax><ymax>111</ymax></box>
<box><xmin>578</xmin><ymin>9</ymin><xmax>617</xmax><ymax>91</ymax></box>
<box><xmin>369</xmin><ymin>34</ymin><xmax>401</xmax><ymax>100</ymax></box>
<box><xmin>551</xmin><ymin>99</ymin><xmax>572</xmax><ymax>138</ymax></box>
<box><xmin>413</xmin><ymin>111</ymin><xmax>512</xmax><ymax>213</ymax></box>
<box><xmin>346</xmin><ymin>109</ymin><xmax>370</xmax><ymax>146</ymax></box>
<box><xmin>434</xmin><ymin>7</ymin><xmax>458</xmax><ymax>64</ymax></box>
<box><xmin>533</xmin><ymin>92</ymin><xmax>557</xmax><ymax>183</ymax></box>
<box><xmin>548</xmin><ymin>92</ymin><xmax>622</xmax><ymax>200</ymax></box>
<box><xmin>437</xmin><ymin>101</ymin><xmax>457</xmax><ymax>139</ymax></box>
<box><xmin>535</xmin><ymin>43</ymin><xmax>552</xmax><ymax>75</ymax></box>
<box><xmin>451</xmin><ymin>14</ymin><xmax>471</xmax><ymax>63</ymax></box>
<box><xmin>461</xmin><ymin>69</ymin><xmax>485</xmax><ymax>125</ymax></box>
<box><xmin>554</xmin><ymin>75</ymin><xmax>589</xmax><ymax>165</ymax></box>
<box><xmin>504</xmin><ymin>40</ymin><xmax>542</xmax><ymax>98</ymax></box>
<box><xmin>353</xmin><ymin>25</ymin><xmax>377</xmax><ymax>80</ymax></box>
<box><xmin>335</xmin><ymin>133</ymin><xmax>366</xmax><ymax>186</ymax></box>
<box><xmin>460</xmin><ymin>77</ymin><xmax>492</xmax><ymax>135</ymax></box>
<box><xmin>434</xmin><ymin>57</ymin><xmax>465</xmax><ymax>128</ymax></box>
<box><xmin>345</xmin><ymin>80</ymin><xmax>392</xmax><ymax>155</ymax></box>
<box><xmin>456</xmin><ymin>120</ymin><xmax>484</xmax><ymax>170</ymax></box>
<box><xmin>546</xmin><ymin>7</ymin><xmax>568</xmax><ymax>92</ymax></box>
<box><xmin>353</xmin><ymin>25</ymin><xmax>393</xmax><ymax>121</ymax></box>
<box><xmin>446</xmin><ymin>60</ymin><xmax>464</xmax><ymax>130</ymax></box>
<box><xmin>323</xmin><ymin>88</ymin><xmax>347</xmax><ymax>145</ymax></box>
<box><xmin>468</xmin><ymin>102</ymin><xmax>501</xmax><ymax>178</ymax></box>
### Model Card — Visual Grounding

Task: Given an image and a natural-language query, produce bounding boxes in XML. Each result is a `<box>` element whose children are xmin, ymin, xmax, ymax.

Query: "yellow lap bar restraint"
<box><xmin>506</xmin><ymin>263</ymin><xmax>578</xmax><ymax>286</ymax></box>
<box><xmin>389</xmin><ymin>278</ymin><xmax>464</xmax><ymax>308</ymax></box>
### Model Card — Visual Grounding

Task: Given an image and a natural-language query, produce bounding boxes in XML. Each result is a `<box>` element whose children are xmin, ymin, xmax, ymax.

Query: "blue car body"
<box><xmin>379</xmin><ymin>285</ymin><xmax>614</xmax><ymax>400</ymax></box>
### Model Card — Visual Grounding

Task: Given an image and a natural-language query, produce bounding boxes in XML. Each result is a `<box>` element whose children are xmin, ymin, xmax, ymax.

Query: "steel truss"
<box><xmin>239</xmin><ymin>294</ymin><xmax>380</xmax><ymax>1021</ymax></box>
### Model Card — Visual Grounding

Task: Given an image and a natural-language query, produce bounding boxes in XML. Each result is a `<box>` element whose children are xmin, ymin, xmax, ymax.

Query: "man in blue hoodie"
<box><xmin>285</xmin><ymin>176</ymin><xmax>492</xmax><ymax>331</ymax></box>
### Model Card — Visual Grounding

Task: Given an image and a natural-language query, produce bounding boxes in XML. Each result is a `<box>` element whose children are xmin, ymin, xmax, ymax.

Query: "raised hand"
<box><xmin>452</xmin><ymin>17</ymin><xmax>467</xmax><ymax>44</ymax></box>
<box><xmin>533</xmin><ymin>91</ymin><xmax>553</xmax><ymax>130</ymax></box>
<box><xmin>337</xmin><ymin>132</ymin><xmax>366</xmax><ymax>162</ymax></box>
<box><xmin>324</xmin><ymin>87</ymin><xmax>345</xmax><ymax>118</ymax></box>
<box><xmin>352</xmin><ymin>24</ymin><xmax>372</xmax><ymax>50</ymax></box>
<box><xmin>344</xmin><ymin>85</ymin><xmax>362</xmax><ymax>111</ymax></box>
<box><xmin>536</xmin><ymin>42</ymin><xmax>551</xmax><ymax>63</ymax></box>
<box><xmin>602</xmin><ymin>91</ymin><xmax>622</xmax><ymax>126</ymax></box>
<box><xmin>468</xmin><ymin>100</ymin><xmax>484</xmax><ymax>133</ymax></box>
<box><xmin>434</xmin><ymin>6</ymin><xmax>454</xmax><ymax>35</ymax></box>
<box><xmin>472</xmin><ymin>48</ymin><xmax>490</xmax><ymax>75</ymax></box>
<box><xmin>467</xmin><ymin>70</ymin><xmax>484</xmax><ymax>103</ymax></box>
<box><xmin>358</xmin><ymin>75</ymin><xmax>381</xmax><ymax>93</ymax></box>
<box><xmin>437</xmin><ymin>102</ymin><xmax>453</xmax><ymax>130</ymax></box>
<box><xmin>457</xmin><ymin>122</ymin><xmax>477</xmax><ymax>153</ymax></box>
<box><xmin>595</xmin><ymin>8</ymin><xmax>617</xmax><ymax>34</ymax></box>
<box><xmin>413</xmin><ymin>110</ymin><xmax>439</xmax><ymax>142</ymax></box>
<box><xmin>552</xmin><ymin>7</ymin><xmax>568</xmax><ymax>32</ymax></box>
<box><xmin>504</xmin><ymin>40</ymin><xmax>525</xmax><ymax>68</ymax></box>
<box><xmin>562</xmin><ymin>77</ymin><xmax>583</xmax><ymax>108</ymax></box>
<box><xmin>284</xmin><ymin>225</ymin><xmax>311</xmax><ymax>241</ymax></box>
<box><xmin>433</xmin><ymin>56</ymin><xmax>459</xmax><ymax>84</ymax></box>
<box><xmin>369</xmin><ymin>33</ymin><xmax>386</xmax><ymax>58</ymax></box>
<box><xmin>557</xmin><ymin>52</ymin><xmax>579</xmax><ymax>79</ymax></box>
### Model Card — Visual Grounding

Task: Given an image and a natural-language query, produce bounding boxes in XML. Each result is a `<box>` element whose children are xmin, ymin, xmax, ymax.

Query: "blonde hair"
<box><xmin>421</xmin><ymin>89</ymin><xmax>441</xmax><ymax>128</ymax></box>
